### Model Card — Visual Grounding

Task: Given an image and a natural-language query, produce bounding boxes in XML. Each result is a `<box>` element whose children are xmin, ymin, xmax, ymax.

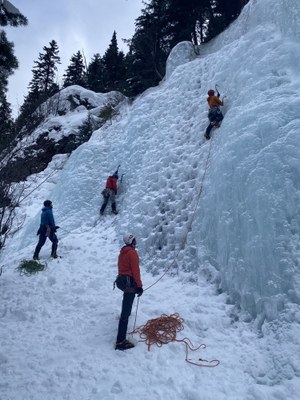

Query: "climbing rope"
<box><xmin>130</xmin><ymin>312</ymin><xmax>220</xmax><ymax>367</ymax></box>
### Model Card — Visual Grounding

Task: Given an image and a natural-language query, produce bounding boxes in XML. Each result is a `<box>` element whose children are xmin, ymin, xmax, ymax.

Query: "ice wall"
<box><xmin>117</xmin><ymin>0</ymin><xmax>300</xmax><ymax>321</ymax></box>
<box><xmin>13</xmin><ymin>0</ymin><xmax>300</xmax><ymax>322</ymax></box>
<box><xmin>192</xmin><ymin>0</ymin><xmax>300</xmax><ymax>321</ymax></box>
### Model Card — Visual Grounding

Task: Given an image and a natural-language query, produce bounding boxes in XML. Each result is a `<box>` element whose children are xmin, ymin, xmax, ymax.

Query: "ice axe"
<box><xmin>114</xmin><ymin>164</ymin><xmax>121</xmax><ymax>175</ymax></box>
<box><xmin>215</xmin><ymin>84</ymin><xmax>226</xmax><ymax>101</ymax></box>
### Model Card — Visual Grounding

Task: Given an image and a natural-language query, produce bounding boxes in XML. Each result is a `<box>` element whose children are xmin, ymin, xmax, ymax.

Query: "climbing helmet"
<box><xmin>123</xmin><ymin>234</ymin><xmax>136</xmax><ymax>245</ymax></box>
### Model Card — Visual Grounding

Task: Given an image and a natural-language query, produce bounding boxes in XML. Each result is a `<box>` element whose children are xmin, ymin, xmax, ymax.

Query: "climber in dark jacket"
<box><xmin>205</xmin><ymin>89</ymin><xmax>225</xmax><ymax>140</ymax></box>
<box><xmin>100</xmin><ymin>171</ymin><xmax>119</xmax><ymax>215</ymax></box>
<box><xmin>33</xmin><ymin>200</ymin><xmax>59</xmax><ymax>260</ymax></box>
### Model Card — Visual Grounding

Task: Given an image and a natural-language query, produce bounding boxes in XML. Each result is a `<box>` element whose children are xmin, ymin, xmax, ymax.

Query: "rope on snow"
<box><xmin>130</xmin><ymin>311</ymin><xmax>220</xmax><ymax>367</ymax></box>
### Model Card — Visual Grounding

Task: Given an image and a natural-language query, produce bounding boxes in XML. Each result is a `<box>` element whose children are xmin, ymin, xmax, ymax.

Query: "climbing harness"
<box><xmin>130</xmin><ymin>309</ymin><xmax>220</xmax><ymax>367</ymax></box>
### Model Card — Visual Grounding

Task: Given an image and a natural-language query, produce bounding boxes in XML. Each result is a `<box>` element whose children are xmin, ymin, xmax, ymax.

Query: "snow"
<box><xmin>1</xmin><ymin>0</ymin><xmax>300</xmax><ymax>398</ymax></box>
<box><xmin>165</xmin><ymin>41</ymin><xmax>198</xmax><ymax>79</ymax></box>
<box><xmin>11</xmin><ymin>86</ymin><xmax>125</xmax><ymax>156</ymax></box>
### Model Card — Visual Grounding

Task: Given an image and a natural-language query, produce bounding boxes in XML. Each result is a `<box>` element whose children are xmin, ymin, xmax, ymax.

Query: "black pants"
<box><xmin>116</xmin><ymin>292</ymin><xmax>136</xmax><ymax>343</ymax></box>
<box><xmin>100</xmin><ymin>196</ymin><xmax>117</xmax><ymax>214</ymax></box>
<box><xmin>34</xmin><ymin>230</ymin><xmax>58</xmax><ymax>257</ymax></box>
<box><xmin>205</xmin><ymin>122</ymin><xmax>214</xmax><ymax>137</ymax></box>
<box><xmin>206</xmin><ymin>114</ymin><xmax>223</xmax><ymax>136</ymax></box>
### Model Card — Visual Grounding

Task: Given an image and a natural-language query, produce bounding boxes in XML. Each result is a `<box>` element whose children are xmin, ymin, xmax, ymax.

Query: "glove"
<box><xmin>136</xmin><ymin>287</ymin><xmax>143</xmax><ymax>297</ymax></box>
<box><xmin>55</xmin><ymin>226</ymin><xmax>60</xmax><ymax>230</ymax></box>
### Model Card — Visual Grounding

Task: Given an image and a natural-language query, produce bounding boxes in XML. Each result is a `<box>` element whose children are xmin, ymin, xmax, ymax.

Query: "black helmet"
<box><xmin>113</xmin><ymin>173</ymin><xmax>119</xmax><ymax>179</ymax></box>
<box><xmin>43</xmin><ymin>200</ymin><xmax>52</xmax><ymax>207</ymax></box>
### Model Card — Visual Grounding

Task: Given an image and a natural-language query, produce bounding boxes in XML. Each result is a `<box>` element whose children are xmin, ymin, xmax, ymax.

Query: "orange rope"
<box><xmin>130</xmin><ymin>313</ymin><xmax>220</xmax><ymax>367</ymax></box>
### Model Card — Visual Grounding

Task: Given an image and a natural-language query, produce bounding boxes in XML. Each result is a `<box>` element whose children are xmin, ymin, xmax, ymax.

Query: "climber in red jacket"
<box><xmin>100</xmin><ymin>171</ymin><xmax>119</xmax><ymax>215</ymax></box>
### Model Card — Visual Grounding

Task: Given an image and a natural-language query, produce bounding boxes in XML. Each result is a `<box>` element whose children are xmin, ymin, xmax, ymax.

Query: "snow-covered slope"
<box><xmin>1</xmin><ymin>0</ymin><xmax>300</xmax><ymax>399</ymax></box>
<box><xmin>0</xmin><ymin>86</ymin><xmax>126</xmax><ymax>183</ymax></box>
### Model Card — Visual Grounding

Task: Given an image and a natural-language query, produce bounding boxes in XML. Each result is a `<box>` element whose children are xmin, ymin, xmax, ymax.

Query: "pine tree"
<box><xmin>86</xmin><ymin>53</ymin><xmax>105</xmax><ymax>93</ymax></box>
<box><xmin>28</xmin><ymin>40</ymin><xmax>61</xmax><ymax>94</ymax></box>
<box><xmin>102</xmin><ymin>31</ymin><xmax>126</xmax><ymax>92</ymax></box>
<box><xmin>164</xmin><ymin>0</ymin><xmax>209</xmax><ymax>46</ymax></box>
<box><xmin>16</xmin><ymin>40</ymin><xmax>61</xmax><ymax>132</ymax></box>
<box><xmin>63</xmin><ymin>50</ymin><xmax>86</xmax><ymax>88</ymax></box>
<box><xmin>0</xmin><ymin>1</ymin><xmax>27</xmax><ymax>98</ymax></box>
<box><xmin>212</xmin><ymin>0</ymin><xmax>249</xmax><ymax>28</ymax></box>
<box><xmin>124</xmin><ymin>0</ymin><xmax>168</xmax><ymax>96</ymax></box>
<box><xmin>0</xmin><ymin>30</ymin><xmax>18</xmax><ymax>98</ymax></box>
<box><xmin>0</xmin><ymin>94</ymin><xmax>14</xmax><ymax>152</ymax></box>
<box><xmin>125</xmin><ymin>0</ymin><xmax>250</xmax><ymax>97</ymax></box>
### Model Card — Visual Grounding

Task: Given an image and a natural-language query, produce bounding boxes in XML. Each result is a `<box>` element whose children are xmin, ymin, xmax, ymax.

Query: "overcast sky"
<box><xmin>5</xmin><ymin>0</ymin><xmax>144</xmax><ymax>115</ymax></box>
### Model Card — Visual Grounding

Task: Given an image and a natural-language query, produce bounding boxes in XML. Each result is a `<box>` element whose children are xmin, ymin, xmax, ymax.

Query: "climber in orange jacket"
<box><xmin>205</xmin><ymin>89</ymin><xmax>225</xmax><ymax>140</ymax></box>
<box><xmin>114</xmin><ymin>234</ymin><xmax>143</xmax><ymax>350</ymax></box>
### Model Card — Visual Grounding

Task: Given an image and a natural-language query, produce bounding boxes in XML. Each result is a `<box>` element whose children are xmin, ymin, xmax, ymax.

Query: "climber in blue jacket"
<box><xmin>33</xmin><ymin>200</ymin><xmax>59</xmax><ymax>260</ymax></box>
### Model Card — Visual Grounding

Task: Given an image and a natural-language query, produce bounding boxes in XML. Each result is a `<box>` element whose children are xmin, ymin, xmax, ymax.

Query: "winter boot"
<box><xmin>115</xmin><ymin>339</ymin><xmax>135</xmax><ymax>351</ymax></box>
<box><xmin>33</xmin><ymin>254</ymin><xmax>39</xmax><ymax>261</ymax></box>
<box><xmin>51</xmin><ymin>243</ymin><xmax>58</xmax><ymax>258</ymax></box>
<box><xmin>111</xmin><ymin>203</ymin><xmax>118</xmax><ymax>215</ymax></box>
<box><xmin>100</xmin><ymin>198</ymin><xmax>108</xmax><ymax>215</ymax></box>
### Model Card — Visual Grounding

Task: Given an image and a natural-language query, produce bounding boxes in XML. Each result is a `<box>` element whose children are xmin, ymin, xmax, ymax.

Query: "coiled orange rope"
<box><xmin>130</xmin><ymin>313</ymin><xmax>220</xmax><ymax>367</ymax></box>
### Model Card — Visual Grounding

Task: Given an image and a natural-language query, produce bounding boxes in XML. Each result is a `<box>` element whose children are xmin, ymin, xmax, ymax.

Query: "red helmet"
<box><xmin>207</xmin><ymin>89</ymin><xmax>215</xmax><ymax>96</ymax></box>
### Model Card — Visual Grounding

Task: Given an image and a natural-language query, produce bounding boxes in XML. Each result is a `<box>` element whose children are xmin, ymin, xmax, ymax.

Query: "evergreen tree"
<box><xmin>164</xmin><ymin>0</ymin><xmax>209</xmax><ymax>46</ymax></box>
<box><xmin>199</xmin><ymin>0</ymin><xmax>250</xmax><ymax>41</ymax></box>
<box><xmin>0</xmin><ymin>1</ymin><xmax>27</xmax><ymax>98</ymax></box>
<box><xmin>102</xmin><ymin>31</ymin><xmax>126</xmax><ymax>92</ymax></box>
<box><xmin>16</xmin><ymin>40</ymin><xmax>61</xmax><ymax>132</ymax></box>
<box><xmin>63</xmin><ymin>50</ymin><xmax>86</xmax><ymax>88</ymax></box>
<box><xmin>28</xmin><ymin>40</ymin><xmax>61</xmax><ymax>94</ymax></box>
<box><xmin>0</xmin><ymin>30</ymin><xmax>18</xmax><ymax>98</ymax></box>
<box><xmin>0</xmin><ymin>94</ymin><xmax>14</xmax><ymax>152</ymax></box>
<box><xmin>124</xmin><ymin>0</ymin><xmax>169</xmax><ymax>96</ymax></box>
<box><xmin>86</xmin><ymin>53</ymin><xmax>105</xmax><ymax>93</ymax></box>
<box><xmin>211</xmin><ymin>0</ymin><xmax>249</xmax><ymax>31</ymax></box>
<box><xmin>124</xmin><ymin>0</ymin><xmax>250</xmax><ymax>96</ymax></box>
